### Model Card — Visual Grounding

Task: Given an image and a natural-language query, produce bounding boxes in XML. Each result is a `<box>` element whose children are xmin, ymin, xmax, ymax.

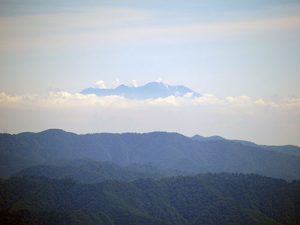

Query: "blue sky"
<box><xmin>0</xmin><ymin>0</ymin><xmax>300</xmax><ymax>145</ymax></box>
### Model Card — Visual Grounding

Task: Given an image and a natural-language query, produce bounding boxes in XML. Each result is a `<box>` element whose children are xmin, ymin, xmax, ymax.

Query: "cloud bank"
<box><xmin>1</xmin><ymin>91</ymin><xmax>299</xmax><ymax>109</ymax></box>
<box><xmin>0</xmin><ymin>91</ymin><xmax>299</xmax><ymax>146</ymax></box>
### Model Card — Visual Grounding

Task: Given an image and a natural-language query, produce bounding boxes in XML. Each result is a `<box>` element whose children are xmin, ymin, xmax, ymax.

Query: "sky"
<box><xmin>0</xmin><ymin>0</ymin><xmax>300</xmax><ymax>145</ymax></box>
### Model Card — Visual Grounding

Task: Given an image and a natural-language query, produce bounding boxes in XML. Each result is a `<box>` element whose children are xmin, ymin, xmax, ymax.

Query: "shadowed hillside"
<box><xmin>0</xmin><ymin>129</ymin><xmax>299</xmax><ymax>180</ymax></box>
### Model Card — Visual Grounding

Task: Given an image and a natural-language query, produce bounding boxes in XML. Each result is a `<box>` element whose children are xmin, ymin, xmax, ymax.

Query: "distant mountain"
<box><xmin>1</xmin><ymin>129</ymin><xmax>300</xmax><ymax>180</ymax></box>
<box><xmin>80</xmin><ymin>82</ymin><xmax>200</xmax><ymax>99</ymax></box>
<box><xmin>1</xmin><ymin>174</ymin><xmax>299</xmax><ymax>225</ymax></box>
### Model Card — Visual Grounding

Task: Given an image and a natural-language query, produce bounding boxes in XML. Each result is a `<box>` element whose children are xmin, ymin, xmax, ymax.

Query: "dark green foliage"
<box><xmin>0</xmin><ymin>209</ymin><xmax>115</xmax><ymax>225</ymax></box>
<box><xmin>1</xmin><ymin>130</ymin><xmax>300</xmax><ymax>180</ymax></box>
<box><xmin>15</xmin><ymin>159</ymin><xmax>183</xmax><ymax>183</ymax></box>
<box><xmin>0</xmin><ymin>174</ymin><xmax>299</xmax><ymax>225</ymax></box>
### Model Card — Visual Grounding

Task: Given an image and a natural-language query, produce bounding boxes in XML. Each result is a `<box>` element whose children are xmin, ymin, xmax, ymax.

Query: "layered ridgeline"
<box><xmin>0</xmin><ymin>129</ymin><xmax>299</xmax><ymax>180</ymax></box>
<box><xmin>0</xmin><ymin>174</ymin><xmax>299</xmax><ymax>225</ymax></box>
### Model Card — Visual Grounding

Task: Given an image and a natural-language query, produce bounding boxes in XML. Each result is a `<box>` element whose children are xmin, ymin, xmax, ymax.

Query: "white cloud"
<box><xmin>0</xmin><ymin>91</ymin><xmax>299</xmax><ymax>110</ymax></box>
<box><xmin>286</xmin><ymin>98</ymin><xmax>300</xmax><ymax>107</ymax></box>
<box><xmin>0</xmin><ymin>92</ymin><xmax>22</xmax><ymax>104</ymax></box>
<box><xmin>194</xmin><ymin>94</ymin><xmax>224</xmax><ymax>105</ymax></box>
<box><xmin>130</xmin><ymin>80</ymin><xmax>138</xmax><ymax>87</ymax></box>
<box><xmin>95</xmin><ymin>80</ymin><xmax>107</xmax><ymax>89</ymax></box>
<box><xmin>183</xmin><ymin>92</ymin><xmax>194</xmax><ymax>98</ymax></box>
<box><xmin>156</xmin><ymin>77</ymin><xmax>163</xmax><ymax>82</ymax></box>
<box><xmin>112</xmin><ymin>79</ymin><xmax>121</xmax><ymax>87</ymax></box>
<box><xmin>225</xmin><ymin>96</ymin><xmax>252</xmax><ymax>104</ymax></box>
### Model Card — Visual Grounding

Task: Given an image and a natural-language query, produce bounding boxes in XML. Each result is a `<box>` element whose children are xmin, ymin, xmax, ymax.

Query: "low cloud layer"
<box><xmin>1</xmin><ymin>91</ymin><xmax>299</xmax><ymax>108</ymax></box>
<box><xmin>0</xmin><ymin>91</ymin><xmax>299</xmax><ymax>146</ymax></box>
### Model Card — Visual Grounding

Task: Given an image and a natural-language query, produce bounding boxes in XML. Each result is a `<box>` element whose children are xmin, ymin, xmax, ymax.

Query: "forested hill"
<box><xmin>1</xmin><ymin>129</ymin><xmax>299</xmax><ymax>180</ymax></box>
<box><xmin>15</xmin><ymin>159</ymin><xmax>183</xmax><ymax>183</ymax></box>
<box><xmin>0</xmin><ymin>173</ymin><xmax>299</xmax><ymax>225</ymax></box>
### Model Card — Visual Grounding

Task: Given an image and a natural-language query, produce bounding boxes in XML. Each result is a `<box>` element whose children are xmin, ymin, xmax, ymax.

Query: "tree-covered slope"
<box><xmin>0</xmin><ymin>174</ymin><xmax>299</xmax><ymax>225</ymax></box>
<box><xmin>15</xmin><ymin>159</ymin><xmax>183</xmax><ymax>183</ymax></box>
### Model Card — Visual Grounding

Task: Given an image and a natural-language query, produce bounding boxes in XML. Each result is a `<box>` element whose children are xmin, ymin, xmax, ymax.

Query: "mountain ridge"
<box><xmin>1</xmin><ymin>129</ymin><xmax>300</xmax><ymax>180</ymax></box>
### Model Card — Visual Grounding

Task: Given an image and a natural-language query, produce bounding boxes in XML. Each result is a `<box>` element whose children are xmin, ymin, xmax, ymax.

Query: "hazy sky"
<box><xmin>0</xmin><ymin>0</ymin><xmax>300</xmax><ymax>145</ymax></box>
